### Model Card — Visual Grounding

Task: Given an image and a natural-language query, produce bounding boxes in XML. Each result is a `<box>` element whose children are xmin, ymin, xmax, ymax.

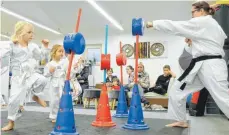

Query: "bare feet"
<box><xmin>32</xmin><ymin>95</ymin><xmax>47</xmax><ymax>107</ymax></box>
<box><xmin>1</xmin><ymin>121</ymin><xmax>14</xmax><ymax>131</ymax></box>
<box><xmin>165</xmin><ymin>121</ymin><xmax>189</xmax><ymax>128</ymax></box>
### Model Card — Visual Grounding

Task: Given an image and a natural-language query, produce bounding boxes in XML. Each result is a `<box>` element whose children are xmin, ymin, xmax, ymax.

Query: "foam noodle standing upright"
<box><xmin>92</xmin><ymin>25</ymin><xmax>116</xmax><ymax>127</ymax></box>
<box><xmin>123</xmin><ymin>18</ymin><xmax>149</xmax><ymax>130</ymax></box>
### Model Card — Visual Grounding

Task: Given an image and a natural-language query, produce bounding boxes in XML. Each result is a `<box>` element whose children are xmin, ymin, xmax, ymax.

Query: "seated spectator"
<box><xmin>107</xmin><ymin>77</ymin><xmax>120</xmax><ymax>99</ymax></box>
<box><xmin>105</xmin><ymin>69</ymin><xmax>120</xmax><ymax>108</ymax></box>
<box><xmin>126</xmin><ymin>63</ymin><xmax>151</xmax><ymax>108</ymax></box>
<box><xmin>112</xmin><ymin>78</ymin><xmax>120</xmax><ymax>90</ymax></box>
<box><xmin>76</xmin><ymin>57</ymin><xmax>89</xmax><ymax>104</ymax></box>
<box><xmin>137</xmin><ymin>62</ymin><xmax>150</xmax><ymax>93</ymax></box>
<box><xmin>106</xmin><ymin>68</ymin><xmax>118</xmax><ymax>89</ymax></box>
<box><xmin>149</xmin><ymin>65</ymin><xmax>176</xmax><ymax>95</ymax></box>
<box><xmin>125</xmin><ymin>65</ymin><xmax>135</xmax><ymax>90</ymax></box>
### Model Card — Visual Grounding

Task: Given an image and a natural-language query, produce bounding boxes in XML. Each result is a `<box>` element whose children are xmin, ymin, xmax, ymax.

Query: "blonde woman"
<box><xmin>126</xmin><ymin>63</ymin><xmax>151</xmax><ymax>109</ymax></box>
<box><xmin>1</xmin><ymin>21</ymin><xmax>48</xmax><ymax>131</ymax></box>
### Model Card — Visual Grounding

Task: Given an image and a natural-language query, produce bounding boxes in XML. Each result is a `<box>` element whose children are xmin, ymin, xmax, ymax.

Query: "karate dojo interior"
<box><xmin>1</xmin><ymin>1</ymin><xmax>229</xmax><ymax>135</ymax></box>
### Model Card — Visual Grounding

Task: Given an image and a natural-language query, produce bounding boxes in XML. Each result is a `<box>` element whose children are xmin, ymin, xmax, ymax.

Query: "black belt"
<box><xmin>178</xmin><ymin>55</ymin><xmax>222</xmax><ymax>82</ymax></box>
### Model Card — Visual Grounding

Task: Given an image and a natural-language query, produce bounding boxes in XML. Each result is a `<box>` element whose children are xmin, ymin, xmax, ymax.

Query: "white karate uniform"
<box><xmin>63</xmin><ymin>57</ymin><xmax>82</xmax><ymax>101</ymax></box>
<box><xmin>153</xmin><ymin>15</ymin><xmax>229</xmax><ymax>122</ymax></box>
<box><xmin>44</xmin><ymin>58</ymin><xmax>81</xmax><ymax>120</ymax></box>
<box><xmin>2</xmin><ymin>42</ymin><xmax>48</xmax><ymax>121</ymax></box>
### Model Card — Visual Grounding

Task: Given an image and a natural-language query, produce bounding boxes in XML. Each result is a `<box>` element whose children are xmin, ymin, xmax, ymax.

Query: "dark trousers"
<box><xmin>189</xmin><ymin>88</ymin><xmax>209</xmax><ymax>116</ymax></box>
<box><xmin>149</xmin><ymin>86</ymin><xmax>167</xmax><ymax>95</ymax></box>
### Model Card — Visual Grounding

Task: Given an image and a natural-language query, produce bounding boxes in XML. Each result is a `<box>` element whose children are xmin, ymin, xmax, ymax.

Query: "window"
<box><xmin>84</xmin><ymin>44</ymin><xmax>102</xmax><ymax>66</ymax></box>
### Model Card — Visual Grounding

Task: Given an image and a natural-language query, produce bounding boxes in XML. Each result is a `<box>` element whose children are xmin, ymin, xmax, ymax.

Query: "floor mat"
<box><xmin>1</xmin><ymin>111</ymin><xmax>189</xmax><ymax>135</ymax></box>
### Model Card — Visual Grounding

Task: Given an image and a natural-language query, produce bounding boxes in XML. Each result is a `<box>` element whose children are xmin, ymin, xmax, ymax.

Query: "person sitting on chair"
<box><xmin>127</xmin><ymin>63</ymin><xmax>151</xmax><ymax>109</ymax></box>
<box><xmin>76</xmin><ymin>58</ymin><xmax>89</xmax><ymax>104</ymax></box>
<box><xmin>125</xmin><ymin>65</ymin><xmax>135</xmax><ymax>91</ymax></box>
<box><xmin>149</xmin><ymin>65</ymin><xmax>176</xmax><ymax>95</ymax></box>
<box><xmin>106</xmin><ymin>68</ymin><xmax>118</xmax><ymax>89</ymax></box>
<box><xmin>137</xmin><ymin>62</ymin><xmax>150</xmax><ymax>93</ymax></box>
<box><xmin>112</xmin><ymin>78</ymin><xmax>120</xmax><ymax>90</ymax></box>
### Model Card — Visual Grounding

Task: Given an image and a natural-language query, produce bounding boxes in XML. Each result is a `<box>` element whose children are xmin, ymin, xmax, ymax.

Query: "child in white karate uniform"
<box><xmin>1</xmin><ymin>21</ymin><xmax>48</xmax><ymax>131</ymax></box>
<box><xmin>44</xmin><ymin>45</ymin><xmax>81</xmax><ymax>123</ymax></box>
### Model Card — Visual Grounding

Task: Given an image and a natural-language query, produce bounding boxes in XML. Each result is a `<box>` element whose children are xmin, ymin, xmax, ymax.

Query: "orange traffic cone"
<box><xmin>91</xmin><ymin>84</ymin><xmax>116</xmax><ymax>127</ymax></box>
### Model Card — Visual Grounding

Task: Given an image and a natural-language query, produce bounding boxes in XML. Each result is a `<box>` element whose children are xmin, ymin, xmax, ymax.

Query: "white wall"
<box><xmin>52</xmin><ymin>31</ymin><xmax>186</xmax><ymax>86</ymax></box>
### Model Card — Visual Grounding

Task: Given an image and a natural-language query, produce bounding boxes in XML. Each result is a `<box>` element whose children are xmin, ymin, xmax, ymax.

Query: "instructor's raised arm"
<box><xmin>146</xmin><ymin>19</ymin><xmax>201</xmax><ymax>39</ymax></box>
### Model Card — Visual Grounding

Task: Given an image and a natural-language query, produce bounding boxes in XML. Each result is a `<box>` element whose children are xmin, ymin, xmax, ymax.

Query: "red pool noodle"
<box><xmin>66</xmin><ymin>8</ymin><xmax>82</xmax><ymax>80</ymax></box>
<box><xmin>120</xmin><ymin>41</ymin><xmax>123</xmax><ymax>85</ymax></box>
<box><xmin>134</xmin><ymin>35</ymin><xmax>139</xmax><ymax>83</ymax></box>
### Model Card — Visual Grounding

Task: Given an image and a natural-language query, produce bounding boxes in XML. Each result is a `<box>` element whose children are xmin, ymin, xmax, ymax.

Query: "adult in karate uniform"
<box><xmin>146</xmin><ymin>1</ymin><xmax>229</xmax><ymax>127</ymax></box>
<box><xmin>179</xmin><ymin>40</ymin><xmax>209</xmax><ymax>117</ymax></box>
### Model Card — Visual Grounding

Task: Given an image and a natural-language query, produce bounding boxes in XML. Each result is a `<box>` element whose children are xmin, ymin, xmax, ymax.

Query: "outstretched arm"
<box><xmin>146</xmin><ymin>18</ymin><xmax>202</xmax><ymax>39</ymax></box>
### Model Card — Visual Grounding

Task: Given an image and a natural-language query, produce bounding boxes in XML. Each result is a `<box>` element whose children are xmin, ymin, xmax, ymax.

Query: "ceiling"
<box><xmin>1</xmin><ymin>1</ymin><xmax>204</xmax><ymax>42</ymax></box>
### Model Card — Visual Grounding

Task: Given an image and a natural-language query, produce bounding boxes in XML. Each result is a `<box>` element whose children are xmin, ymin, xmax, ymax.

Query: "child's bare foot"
<box><xmin>51</xmin><ymin>119</ymin><xmax>56</xmax><ymax>123</ymax></box>
<box><xmin>165</xmin><ymin>121</ymin><xmax>189</xmax><ymax>128</ymax></box>
<box><xmin>1</xmin><ymin>121</ymin><xmax>14</xmax><ymax>131</ymax></box>
<box><xmin>32</xmin><ymin>95</ymin><xmax>47</xmax><ymax>107</ymax></box>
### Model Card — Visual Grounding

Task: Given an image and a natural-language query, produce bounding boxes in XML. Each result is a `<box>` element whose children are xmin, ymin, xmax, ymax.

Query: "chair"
<box><xmin>108</xmin><ymin>90</ymin><xmax>120</xmax><ymax>110</ymax></box>
<box><xmin>82</xmin><ymin>75</ymin><xmax>101</xmax><ymax>109</ymax></box>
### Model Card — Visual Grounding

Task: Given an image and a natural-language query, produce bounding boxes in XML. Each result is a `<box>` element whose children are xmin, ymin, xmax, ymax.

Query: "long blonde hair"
<box><xmin>11</xmin><ymin>21</ymin><xmax>33</xmax><ymax>43</ymax></box>
<box><xmin>50</xmin><ymin>44</ymin><xmax>63</xmax><ymax>61</ymax></box>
